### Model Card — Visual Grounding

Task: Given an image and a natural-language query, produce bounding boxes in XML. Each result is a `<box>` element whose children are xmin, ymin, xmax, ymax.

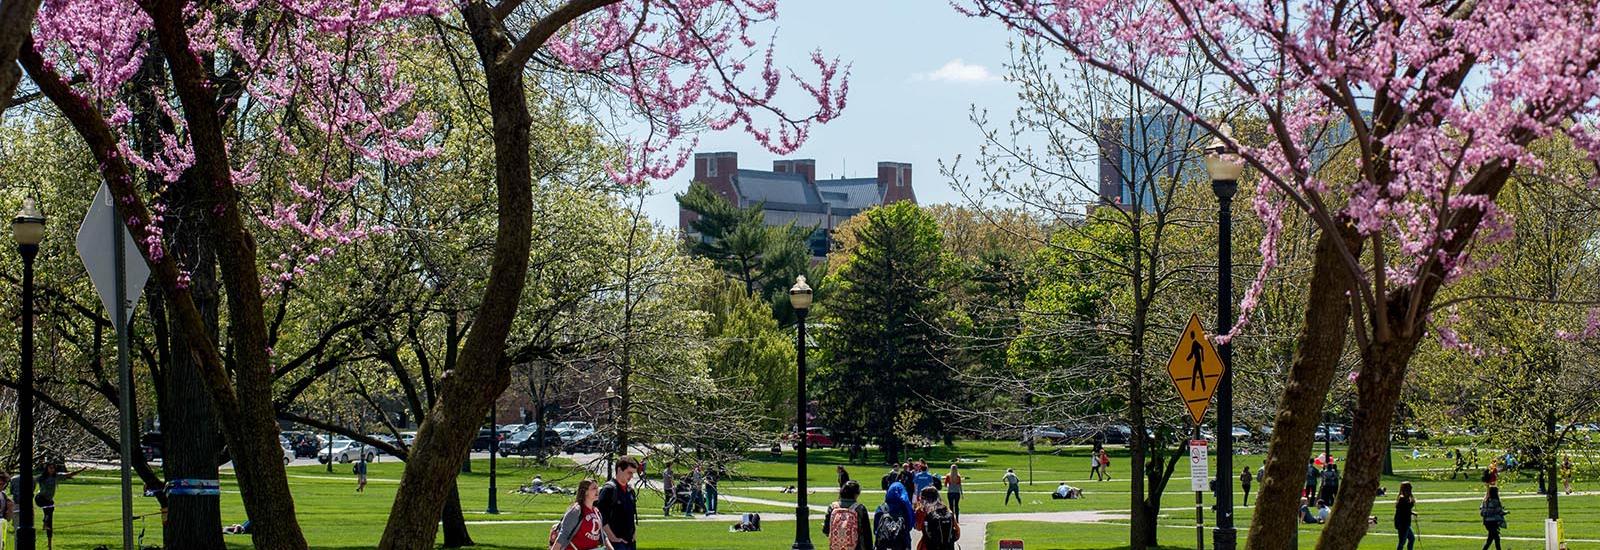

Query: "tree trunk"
<box><xmin>0</xmin><ymin>0</ymin><xmax>43</xmax><ymax>121</ymax></box>
<box><xmin>1318</xmin><ymin>337</ymin><xmax>1421</xmax><ymax>549</ymax></box>
<box><xmin>377</xmin><ymin>10</ymin><xmax>530</xmax><ymax>545</ymax></box>
<box><xmin>159</xmin><ymin>211</ymin><xmax>224</xmax><ymax>550</ymax></box>
<box><xmin>441</xmin><ymin>483</ymin><xmax>473</xmax><ymax>547</ymax></box>
<box><xmin>1245</xmin><ymin>225</ymin><xmax>1362</xmax><ymax>550</ymax></box>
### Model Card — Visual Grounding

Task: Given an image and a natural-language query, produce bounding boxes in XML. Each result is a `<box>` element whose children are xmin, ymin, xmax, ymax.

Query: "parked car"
<box><xmin>565</xmin><ymin>432</ymin><xmax>612</xmax><ymax>453</ymax></box>
<box><xmin>140</xmin><ymin>432</ymin><xmax>163</xmax><ymax>461</ymax></box>
<box><xmin>319</xmin><ymin>439</ymin><xmax>375</xmax><ymax>464</ymax></box>
<box><xmin>1023</xmin><ymin>425</ymin><xmax>1069</xmax><ymax>444</ymax></box>
<box><xmin>281</xmin><ymin>442</ymin><xmax>295</xmax><ymax>465</ymax></box>
<box><xmin>805</xmin><ymin>427</ymin><xmax>836</xmax><ymax>448</ymax></box>
<box><xmin>1098</xmin><ymin>425</ymin><xmax>1134</xmax><ymax>445</ymax></box>
<box><xmin>1314</xmin><ymin>425</ymin><xmax>1347</xmax><ymax>443</ymax></box>
<box><xmin>472</xmin><ymin>429</ymin><xmax>500</xmax><ymax>452</ymax></box>
<box><xmin>501</xmin><ymin>429</ymin><xmax>564</xmax><ymax>456</ymax></box>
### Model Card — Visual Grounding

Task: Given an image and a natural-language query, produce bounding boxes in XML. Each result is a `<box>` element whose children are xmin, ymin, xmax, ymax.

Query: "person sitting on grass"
<box><xmin>1299</xmin><ymin>498</ymin><xmax>1320</xmax><ymax>524</ymax></box>
<box><xmin>1051</xmin><ymin>482</ymin><xmax>1082</xmax><ymax>500</ymax></box>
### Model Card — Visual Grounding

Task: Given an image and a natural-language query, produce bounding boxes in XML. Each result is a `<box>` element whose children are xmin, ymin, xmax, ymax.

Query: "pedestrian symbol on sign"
<box><xmin>1165</xmin><ymin>313</ymin><xmax>1226</xmax><ymax>425</ymax></box>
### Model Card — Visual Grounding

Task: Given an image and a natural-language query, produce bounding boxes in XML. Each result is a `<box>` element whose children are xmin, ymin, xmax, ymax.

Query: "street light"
<box><xmin>486</xmin><ymin>402</ymin><xmax>499</xmax><ymax>515</ymax></box>
<box><xmin>788</xmin><ymin>276</ymin><xmax>814</xmax><ymax>550</ymax></box>
<box><xmin>13</xmin><ymin>197</ymin><xmax>45</xmax><ymax>550</ymax></box>
<box><xmin>605</xmin><ymin>385</ymin><xmax>618</xmax><ymax>479</ymax></box>
<box><xmin>1205</xmin><ymin>123</ymin><xmax>1244</xmax><ymax>550</ymax></box>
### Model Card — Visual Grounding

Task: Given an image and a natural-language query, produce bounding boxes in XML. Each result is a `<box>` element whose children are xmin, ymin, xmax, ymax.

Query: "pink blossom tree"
<box><xmin>379</xmin><ymin>3</ymin><xmax>842</xmax><ymax>547</ymax></box>
<box><xmin>963</xmin><ymin>1</ymin><xmax>1600</xmax><ymax>548</ymax></box>
<box><xmin>23</xmin><ymin>0</ymin><xmax>843</xmax><ymax>548</ymax></box>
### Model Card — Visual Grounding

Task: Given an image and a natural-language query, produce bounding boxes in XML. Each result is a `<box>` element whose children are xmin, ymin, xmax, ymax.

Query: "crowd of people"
<box><xmin>827</xmin><ymin>473</ymin><xmax>961</xmax><ymax>549</ymax></box>
<box><xmin>657</xmin><ymin>463</ymin><xmax>720</xmax><ymax>518</ymax></box>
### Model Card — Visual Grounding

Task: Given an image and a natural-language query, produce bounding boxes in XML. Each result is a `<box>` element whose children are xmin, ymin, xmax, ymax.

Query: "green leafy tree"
<box><xmin>677</xmin><ymin>181</ymin><xmax>812</xmax><ymax>315</ymax></box>
<box><xmin>815</xmin><ymin>201</ymin><xmax>955</xmax><ymax>463</ymax></box>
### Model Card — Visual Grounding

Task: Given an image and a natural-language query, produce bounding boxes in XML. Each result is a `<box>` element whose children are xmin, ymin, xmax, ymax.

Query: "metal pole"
<box><xmin>112</xmin><ymin>202</ymin><xmax>135</xmax><ymax>550</ymax></box>
<box><xmin>1195</xmin><ymin>489</ymin><xmax>1206</xmax><ymax>550</ymax></box>
<box><xmin>1212</xmin><ymin>177</ymin><xmax>1237</xmax><ymax>550</ymax></box>
<box><xmin>487</xmin><ymin>406</ymin><xmax>499</xmax><ymax>514</ymax></box>
<box><xmin>16</xmin><ymin>243</ymin><xmax>37</xmax><ymax>550</ymax></box>
<box><xmin>792</xmin><ymin>308</ymin><xmax>813</xmax><ymax>550</ymax></box>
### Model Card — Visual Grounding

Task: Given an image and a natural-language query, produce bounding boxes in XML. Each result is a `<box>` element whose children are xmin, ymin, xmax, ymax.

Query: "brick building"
<box><xmin>680</xmin><ymin>151</ymin><xmax>917</xmax><ymax>256</ymax></box>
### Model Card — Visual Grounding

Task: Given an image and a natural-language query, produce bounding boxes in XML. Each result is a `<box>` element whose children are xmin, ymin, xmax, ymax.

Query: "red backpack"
<box><xmin>827</xmin><ymin>502</ymin><xmax>861</xmax><ymax>550</ymax></box>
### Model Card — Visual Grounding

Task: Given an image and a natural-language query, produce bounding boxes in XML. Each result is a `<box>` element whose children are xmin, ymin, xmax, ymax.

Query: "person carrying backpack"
<box><xmin>549</xmin><ymin>479</ymin><xmax>611</xmax><ymax>550</ymax></box>
<box><xmin>825</xmin><ymin>480</ymin><xmax>872</xmax><ymax>550</ymax></box>
<box><xmin>874</xmin><ymin>482</ymin><xmax>914</xmax><ymax>550</ymax></box>
<box><xmin>597</xmin><ymin>457</ymin><xmax>640</xmax><ymax>550</ymax></box>
<box><xmin>914</xmin><ymin>486</ymin><xmax>959</xmax><ymax>550</ymax></box>
<box><xmin>1480</xmin><ymin>486</ymin><xmax>1507</xmax><ymax>550</ymax></box>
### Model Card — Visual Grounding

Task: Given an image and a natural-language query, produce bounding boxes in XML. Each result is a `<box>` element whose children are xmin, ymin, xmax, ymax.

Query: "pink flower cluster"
<box><xmin>544</xmin><ymin>0</ymin><xmax>849</xmax><ymax>184</ymax></box>
<box><xmin>34</xmin><ymin>0</ymin><xmax>444</xmax><ymax>286</ymax></box>
<box><xmin>965</xmin><ymin>0</ymin><xmax>1600</xmax><ymax>341</ymax></box>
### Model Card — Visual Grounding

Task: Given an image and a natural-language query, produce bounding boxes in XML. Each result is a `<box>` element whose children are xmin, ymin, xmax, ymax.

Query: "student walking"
<box><xmin>704</xmin><ymin>469</ymin><xmax>719</xmax><ymax>516</ymax></box>
<box><xmin>686</xmin><ymin>466</ymin><xmax>705</xmax><ymax>517</ymax></box>
<box><xmin>942</xmin><ymin>464</ymin><xmax>964</xmax><ymax>520</ymax></box>
<box><xmin>1089</xmin><ymin>443</ymin><xmax>1104</xmax><ymax>481</ymax></box>
<box><xmin>0</xmin><ymin>471</ymin><xmax>17</xmax><ymax>522</ymax></box>
<box><xmin>825</xmin><ymin>480</ymin><xmax>872</xmax><ymax>550</ymax></box>
<box><xmin>354</xmin><ymin>457</ymin><xmax>369</xmax><ymax>492</ymax></box>
<box><xmin>914</xmin><ymin>486</ymin><xmax>959</xmax><ymax>550</ymax></box>
<box><xmin>1304</xmin><ymin>460</ymin><xmax>1320</xmax><ymax>498</ymax></box>
<box><xmin>1002</xmin><ymin>468</ymin><xmax>1022</xmax><ymax>505</ymax></box>
<box><xmin>660</xmin><ymin>464</ymin><xmax>676</xmax><ymax>517</ymax></box>
<box><xmin>1562</xmin><ymin>456</ymin><xmax>1574</xmax><ymax>495</ymax></box>
<box><xmin>1479</xmin><ymin>486</ymin><xmax>1506</xmax><ymax>550</ymax></box>
<box><xmin>1452</xmin><ymin>449</ymin><xmax>1467</xmax><ymax>480</ymax></box>
<box><xmin>1240</xmin><ymin>467</ymin><xmax>1253</xmax><ymax>507</ymax></box>
<box><xmin>881</xmin><ymin>466</ymin><xmax>899</xmax><ymax>492</ymax></box>
<box><xmin>837</xmin><ymin>465</ymin><xmax>851</xmax><ymax>488</ymax></box>
<box><xmin>874</xmin><ymin>482</ymin><xmax>914</xmax><ymax>550</ymax></box>
<box><xmin>1319</xmin><ymin>464</ymin><xmax>1340</xmax><ymax>505</ymax></box>
<box><xmin>1098</xmin><ymin>448</ymin><xmax>1112</xmax><ymax>481</ymax></box>
<box><xmin>598</xmin><ymin>457</ymin><xmax>640</xmax><ymax>550</ymax></box>
<box><xmin>550</xmin><ymin>479</ymin><xmax>611</xmax><ymax>550</ymax></box>
<box><xmin>1394</xmin><ymin>481</ymin><xmax>1417</xmax><ymax>550</ymax></box>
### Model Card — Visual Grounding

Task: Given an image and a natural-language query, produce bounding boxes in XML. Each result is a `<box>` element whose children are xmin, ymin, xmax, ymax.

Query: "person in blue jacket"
<box><xmin>873</xmin><ymin>482</ymin><xmax>915</xmax><ymax>550</ymax></box>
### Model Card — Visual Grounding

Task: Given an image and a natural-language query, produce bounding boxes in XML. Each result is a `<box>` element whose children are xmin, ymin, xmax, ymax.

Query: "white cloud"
<box><xmin>917</xmin><ymin>59</ymin><xmax>999</xmax><ymax>83</ymax></box>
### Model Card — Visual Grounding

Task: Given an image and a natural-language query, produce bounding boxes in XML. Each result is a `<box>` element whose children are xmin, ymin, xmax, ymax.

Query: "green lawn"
<box><xmin>10</xmin><ymin>441</ymin><xmax>1600</xmax><ymax>549</ymax></box>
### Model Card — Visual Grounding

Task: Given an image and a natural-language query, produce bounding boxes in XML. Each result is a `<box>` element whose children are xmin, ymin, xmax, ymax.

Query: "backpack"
<box><xmin>874</xmin><ymin>505</ymin><xmax>906</xmax><ymax>549</ymax></box>
<box><xmin>548</xmin><ymin>504</ymin><xmax>577</xmax><ymax>549</ymax></box>
<box><xmin>827</xmin><ymin>503</ymin><xmax>861</xmax><ymax>550</ymax></box>
<box><xmin>922</xmin><ymin>505</ymin><xmax>957</xmax><ymax>550</ymax></box>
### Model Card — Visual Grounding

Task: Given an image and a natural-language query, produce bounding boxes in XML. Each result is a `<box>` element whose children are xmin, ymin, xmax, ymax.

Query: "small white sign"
<box><xmin>1189</xmin><ymin>439</ymin><xmax>1209</xmax><ymax>492</ymax></box>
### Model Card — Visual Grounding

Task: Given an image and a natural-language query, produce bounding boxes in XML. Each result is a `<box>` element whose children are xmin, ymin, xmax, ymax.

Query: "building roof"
<box><xmin>815</xmin><ymin>178</ymin><xmax>882</xmax><ymax>210</ymax></box>
<box><xmin>733</xmin><ymin>169</ymin><xmax>823</xmax><ymax>206</ymax></box>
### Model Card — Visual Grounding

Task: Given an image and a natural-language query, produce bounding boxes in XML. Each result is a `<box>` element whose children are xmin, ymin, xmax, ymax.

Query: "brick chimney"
<box><xmin>774</xmin><ymin>159</ymin><xmax>817</xmax><ymax>184</ymax></box>
<box><xmin>877</xmin><ymin>161</ymin><xmax>915</xmax><ymax>204</ymax></box>
<box><xmin>681</xmin><ymin>152</ymin><xmax>740</xmax><ymax>230</ymax></box>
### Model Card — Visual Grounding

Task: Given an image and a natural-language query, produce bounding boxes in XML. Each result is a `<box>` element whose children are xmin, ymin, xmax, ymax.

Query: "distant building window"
<box><xmin>896</xmin><ymin>169</ymin><xmax>904</xmax><ymax>187</ymax></box>
<box><xmin>707</xmin><ymin>159</ymin><xmax>718</xmax><ymax>177</ymax></box>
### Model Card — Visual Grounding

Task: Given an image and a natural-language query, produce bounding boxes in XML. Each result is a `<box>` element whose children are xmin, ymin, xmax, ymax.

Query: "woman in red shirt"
<box><xmin>551</xmin><ymin>479</ymin><xmax>612</xmax><ymax>550</ymax></box>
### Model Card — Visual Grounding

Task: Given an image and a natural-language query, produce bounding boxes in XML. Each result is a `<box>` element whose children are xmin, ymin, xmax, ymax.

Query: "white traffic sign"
<box><xmin>1189</xmin><ymin>439</ymin><xmax>1209</xmax><ymax>492</ymax></box>
<box><xmin>76</xmin><ymin>182</ymin><xmax>150</xmax><ymax>324</ymax></box>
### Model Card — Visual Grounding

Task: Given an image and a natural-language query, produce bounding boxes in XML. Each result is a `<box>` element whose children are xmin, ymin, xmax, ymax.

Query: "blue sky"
<box><xmin>639</xmin><ymin>0</ymin><xmax>1023</xmax><ymax>224</ymax></box>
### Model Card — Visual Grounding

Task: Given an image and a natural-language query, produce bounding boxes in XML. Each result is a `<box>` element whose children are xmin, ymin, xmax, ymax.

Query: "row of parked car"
<box><xmin>1020</xmin><ymin>423</ymin><xmax>1361</xmax><ymax>446</ymax></box>
<box><xmin>471</xmin><ymin>421</ymin><xmax>609</xmax><ymax>456</ymax></box>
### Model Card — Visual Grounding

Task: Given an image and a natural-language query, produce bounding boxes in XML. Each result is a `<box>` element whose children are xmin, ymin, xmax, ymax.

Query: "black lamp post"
<box><xmin>788</xmin><ymin>276</ymin><xmax>814</xmax><ymax>550</ymax></box>
<box><xmin>487</xmin><ymin>403</ymin><xmax>499</xmax><ymax>514</ymax></box>
<box><xmin>1205</xmin><ymin>123</ymin><xmax>1244</xmax><ymax>550</ymax></box>
<box><xmin>13</xmin><ymin>198</ymin><xmax>45</xmax><ymax>550</ymax></box>
<box><xmin>605</xmin><ymin>386</ymin><xmax>617</xmax><ymax>479</ymax></box>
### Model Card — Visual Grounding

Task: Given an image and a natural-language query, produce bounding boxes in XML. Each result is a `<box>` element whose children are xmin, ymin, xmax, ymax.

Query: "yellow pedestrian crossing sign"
<box><xmin>1165</xmin><ymin>313</ymin><xmax>1225</xmax><ymax>425</ymax></box>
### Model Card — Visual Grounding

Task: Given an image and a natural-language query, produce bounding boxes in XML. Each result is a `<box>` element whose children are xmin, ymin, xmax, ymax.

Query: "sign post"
<box><xmin>77</xmin><ymin>183</ymin><xmax>151</xmax><ymax>550</ymax></box>
<box><xmin>1191</xmin><ymin>439</ymin><xmax>1209</xmax><ymax>550</ymax></box>
<box><xmin>1167</xmin><ymin>314</ymin><xmax>1226</xmax><ymax>550</ymax></box>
